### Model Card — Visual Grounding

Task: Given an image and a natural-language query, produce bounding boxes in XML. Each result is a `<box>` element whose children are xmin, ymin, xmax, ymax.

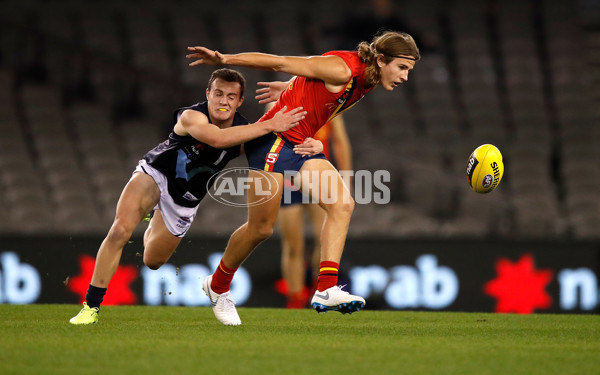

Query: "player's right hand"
<box><xmin>186</xmin><ymin>46</ymin><xmax>226</xmax><ymax>66</ymax></box>
<box><xmin>270</xmin><ymin>106</ymin><xmax>306</xmax><ymax>132</ymax></box>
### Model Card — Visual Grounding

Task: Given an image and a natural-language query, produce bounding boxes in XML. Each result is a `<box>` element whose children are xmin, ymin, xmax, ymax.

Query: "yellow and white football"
<box><xmin>466</xmin><ymin>144</ymin><xmax>504</xmax><ymax>193</ymax></box>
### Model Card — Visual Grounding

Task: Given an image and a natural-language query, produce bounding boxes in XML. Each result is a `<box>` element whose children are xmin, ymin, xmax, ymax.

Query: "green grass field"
<box><xmin>1</xmin><ymin>305</ymin><xmax>598</xmax><ymax>375</ymax></box>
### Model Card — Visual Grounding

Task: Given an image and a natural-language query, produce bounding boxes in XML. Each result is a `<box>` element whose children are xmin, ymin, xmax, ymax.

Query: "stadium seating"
<box><xmin>0</xmin><ymin>0</ymin><xmax>598</xmax><ymax>240</ymax></box>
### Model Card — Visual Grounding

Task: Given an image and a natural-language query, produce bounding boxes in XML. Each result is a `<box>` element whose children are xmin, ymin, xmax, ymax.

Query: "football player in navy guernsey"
<box><xmin>70</xmin><ymin>68</ymin><xmax>321</xmax><ymax>325</ymax></box>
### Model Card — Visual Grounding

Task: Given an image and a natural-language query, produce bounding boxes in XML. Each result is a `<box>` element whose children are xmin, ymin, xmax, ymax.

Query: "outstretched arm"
<box><xmin>176</xmin><ymin>106</ymin><xmax>307</xmax><ymax>149</ymax></box>
<box><xmin>186</xmin><ymin>47</ymin><xmax>352</xmax><ymax>88</ymax></box>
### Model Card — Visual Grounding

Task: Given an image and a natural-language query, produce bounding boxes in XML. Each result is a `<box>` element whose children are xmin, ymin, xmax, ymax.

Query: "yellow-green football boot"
<box><xmin>69</xmin><ymin>302</ymin><xmax>99</xmax><ymax>325</ymax></box>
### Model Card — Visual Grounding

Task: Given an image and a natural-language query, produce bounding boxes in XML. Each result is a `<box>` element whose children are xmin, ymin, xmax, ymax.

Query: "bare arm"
<box><xmin>330</xmin><ymin>115</ymin><xmax>352</xmax><ymax>171</ymax></box>
<box><xmin>176</xmin><ymin>106</ymin><xmax>306</xmax><ymax>149</ymax></box>
<box><xmin>186</xmin><ymin>47</ymin><xmax>351</xmax><ymax>88</ymax></box>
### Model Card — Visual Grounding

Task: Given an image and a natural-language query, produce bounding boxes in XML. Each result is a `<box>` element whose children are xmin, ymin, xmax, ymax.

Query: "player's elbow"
<box><xmin>271</xmin><ymin>63</ymin><xmax>287</xmax><ymax>73</ymax></box>
<box><xmin>210</xmin><ymin>139</ymin><xmax>226</xmax><ymax>149</ymax></box>
<box><xmin>204</xmin><ymin>136</ymin><xmax>228</xmax><ymax>149</ymax></box>
<box><xmin>271</xmin><ymin>56</ymin><xmax>296</xmax><ymax>73</ymax></box>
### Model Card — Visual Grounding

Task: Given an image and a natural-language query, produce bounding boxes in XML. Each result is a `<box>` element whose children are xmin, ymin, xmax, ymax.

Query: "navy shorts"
<box><xmin>245</xmin><ymin>132</ymin><xmax>326</xmax><ymax>173</ymax></box>
<box><xmin>281</xmin><ymin>181</ymin><xmax>305</xmax><ymax>207</ymax></box>
<box><xmin>246</xmin><ymin>132</ymin><xmax>326</xmax><ymax>207</ymax></box>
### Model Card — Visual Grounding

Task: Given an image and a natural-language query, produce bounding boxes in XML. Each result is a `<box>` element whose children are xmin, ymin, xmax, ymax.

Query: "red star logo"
<box><xmin>67</xmin><ymin>254</ymin><xmax>139</xmax><ymax>305</ymax></box>
<box><xmin>484</xmin><ymin>254</ymin><xmax>553</xmax><ymax>314</ymax></box>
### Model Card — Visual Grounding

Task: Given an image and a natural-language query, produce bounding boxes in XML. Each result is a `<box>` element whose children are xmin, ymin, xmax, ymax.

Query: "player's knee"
<box><xmin>143</xmin><ymin>227</ymin><xmax>152</xmax><ymax>248</ymax></box>
<box><xmin>143</xmin><ymin>255</ymin><xmax>166</xmax><ymax>270</ymax></box>
<box><xmin>331</xmin><ymin>195</ymin><xmax>354</xmax><ymax>217</ymax></box>
<box><xmin>249</xmin><ymin>221</ymin><xmax>275</xmax><ymax>241</ymax></box>
<box><xmin>344</xmin><ymin>195</ymin><xmax>355</xmax><ymax>213</ymax></box>
<box><xmin>256</xmin><ymin>225</ymin><xmax>274</xmax><ymax>241</ymax></box>
<box><xmin>107</xmin><ymin>221</ymin><xmax>134</xmax><ymax>247</ymax></box>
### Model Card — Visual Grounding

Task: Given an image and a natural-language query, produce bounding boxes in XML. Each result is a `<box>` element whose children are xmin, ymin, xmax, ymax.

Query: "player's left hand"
<box><xmin>186</xmin><ymin>46</ymin><xmax>226</xmax><ymax>66</ymax></box>
<box><xmin>294</xmin><ymin>137</ymin><xmax>323</xmax><ymax>157</ymax></box>
<box><xmin>255</xmin><ymin>81</ymin><xmax>290</xmax><ymax>104</ymax></box>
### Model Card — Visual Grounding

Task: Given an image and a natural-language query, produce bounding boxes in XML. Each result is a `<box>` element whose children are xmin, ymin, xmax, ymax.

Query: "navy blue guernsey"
<box><xmin>143</xmin><ymin>101</ymin><xmax>248</xmax><ymax>208</ymax></box>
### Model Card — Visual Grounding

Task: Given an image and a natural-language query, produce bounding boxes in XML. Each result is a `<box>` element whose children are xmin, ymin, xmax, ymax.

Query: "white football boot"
<box><xmin>311</xmin><ymin>285</ymin><xmax>366</xmax><ymax>314</ymax></box>
<box><xmin>202</xmin><ymin>275</ymin><xmax>242</xmax><ymax>326</ymax></box>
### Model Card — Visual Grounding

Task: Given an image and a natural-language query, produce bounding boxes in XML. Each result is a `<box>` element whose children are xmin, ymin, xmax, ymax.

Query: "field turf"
<box><xmin>1</xmin><ymin>304</ymin><xmax>598</xmax><ymax>375</ymax></box>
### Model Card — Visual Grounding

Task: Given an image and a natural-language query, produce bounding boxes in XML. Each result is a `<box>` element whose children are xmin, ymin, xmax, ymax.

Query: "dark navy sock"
<box><xmin>86</xmin><ymin>284</ymin><xmax>107</xmax><ymax>309</ymax></box>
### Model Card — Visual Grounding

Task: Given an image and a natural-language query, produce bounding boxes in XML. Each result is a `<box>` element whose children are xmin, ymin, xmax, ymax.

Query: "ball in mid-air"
<box><xmin>466</xmin><ymin>144</ymin><xmax>504</xmax><ymax>193</ymax></box>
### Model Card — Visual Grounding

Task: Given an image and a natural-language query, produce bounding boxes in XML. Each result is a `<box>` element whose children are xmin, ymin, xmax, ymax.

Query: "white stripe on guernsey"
<box><xmin>213</xmin><ymin>150</ymin><xmax>227</xmax><ymax>165</ymax></box>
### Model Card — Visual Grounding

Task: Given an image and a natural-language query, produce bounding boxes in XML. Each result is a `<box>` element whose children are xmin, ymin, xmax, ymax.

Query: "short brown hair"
<box><xmin>357</xmin><ymin>31</ymin><xmax>420</xmax><ymax>87</ymax></box>
<box><xmin>207</xmin><ymin>68</ymin><xmax>246</xmax><ymax>97</ymax></box>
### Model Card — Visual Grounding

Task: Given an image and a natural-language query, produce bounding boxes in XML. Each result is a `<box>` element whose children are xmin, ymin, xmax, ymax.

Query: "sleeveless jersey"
<box><xmin>259</xmin><ymin>50</ymin><xmax>372</xmax><ymax>145</ymax></box>
<box><xmin>143</xmin><ymin>101</ymin><xmax>247</xmax><ymax>208</ymax></box>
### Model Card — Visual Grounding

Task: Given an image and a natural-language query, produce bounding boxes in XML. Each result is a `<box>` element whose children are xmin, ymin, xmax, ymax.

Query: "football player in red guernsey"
<box><xmin>187</xmin><ymin>31</ymin><xmax>419</xmax><ymax>325</ymax></box>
